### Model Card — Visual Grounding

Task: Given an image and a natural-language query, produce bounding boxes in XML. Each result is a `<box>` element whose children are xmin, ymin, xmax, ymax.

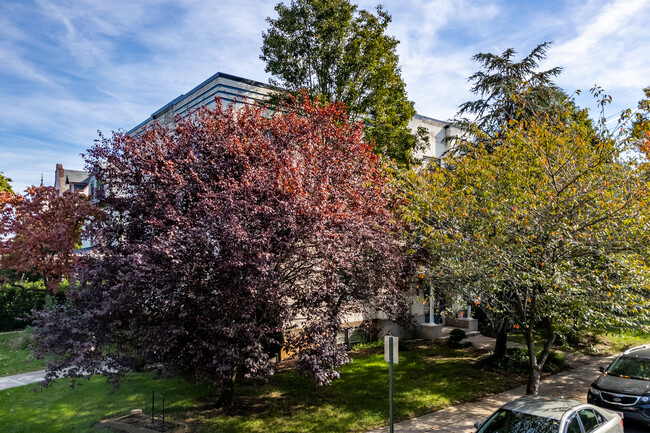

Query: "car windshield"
<box><xmin>607</xmin><ymin>356</ymin><xmax>650</xmax><ymax>380</ymax></box>
<box><xmin>477</xmin><ymin>409</ymin><xmax>559</xmax><ymax>433</ymax></box>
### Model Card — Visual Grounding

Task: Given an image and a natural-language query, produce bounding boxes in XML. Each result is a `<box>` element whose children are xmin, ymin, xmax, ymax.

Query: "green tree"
<box><xmin>453</xmin><ymin>42</ymin><xmax>567</xmax><ymax>153</ymax></box>
<box><xmin>261</xmin><ymin>0</ymin><xmax>423</xmax><ymax>166</ymax></box>
<box><xmin>629</xmin><ymin>86</ymin><xmax>650</xmax><ymax>156</ymax></box>
<box><xmin>0</xmin><ymin>172</ymin><xmax>12</xmax><ymax>193</ymax></box>
<box><xmin>400</xmin><ymin>103</ymin><xmax>650</xmax><ymax>395</ymax></box>
<box><xmin>448</xmin><ymin>43</ymin><xmax>598</xmax><ymax>357</ymax></box>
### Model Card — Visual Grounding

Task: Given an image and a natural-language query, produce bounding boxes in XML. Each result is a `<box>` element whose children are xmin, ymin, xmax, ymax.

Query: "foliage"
<box><xmin>351</xmin><ymin>339</ymin><xmax>383</xmax><ymax>351</ymax></box>
<box><xmin>0</xmin><ymin>343</ymin><xmax>518</xmax><ymax>433</ymax></box>
<box><xmin>0</xmin><ymin>281</ymin><xmax>65</xmax><ymax>332</ymax></box>
<box><xmin>448</xmin><ymin>328</ymin><xmax>466</xmax><ymax>345</ymax></box>
<box><xmin>0</xmin><ymin>186</ymin><xmax>99</xmax><ymax>293</ymax></box>
<box><xmin>629</xmin><ymin>87</ymin><xmax>650</xmax><ymax>157</ymax></box>
<box><xmin>400</xmin><ymin>96</ymin><xmax>650</xmax><ymax>394</ymax></box>
<box><xmin>453</xmin><ymin>42</ymin><xmax>567</xmax><ymax>153</ymax></box>
<box><xmin>478</xmin><ymin>347</ymin><xmax>567</xmax><ymax>375</ymax></box>
<box><xmin>0</xmin><ymin>172</ymin><xmax>12</xmax><ymax>193</ymax></box>
<box><xmin>31</xmin><ymin>98</ymin><xmax>414</xmax><ymax>406</ymax></box>
<box><xmin>260</xmin><ymin>0</ymin><xmax>422</xmax><ymax>166</ymax></box>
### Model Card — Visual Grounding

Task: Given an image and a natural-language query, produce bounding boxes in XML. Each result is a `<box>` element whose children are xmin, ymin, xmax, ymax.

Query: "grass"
<box><xmin>0</xmin><ymin>341</ymin><xmax>522</xmax><ymax>433</ymax></box>
<box><xmin>595</xmin><ymin>326</ymin><xmax>650</xmax><ymax>355</ymax></box>
<box><xmin>0</xmin><ymin>329</ymin><xmax>46</xmax><ymax>377</ymax></box>
<box><xmin>0</xmin><ymin>373</ymin><xmax>214</xmax><ymax>433</ymax></box>
<box><xmin>507</xmin><ymin>326</ymin><xmax>650</xmax><ymax>356</ymax></box>
<box><xmin>188</xmin><ymin>342</ymin><xmax>521</xmax><ymax>433</ymax></box>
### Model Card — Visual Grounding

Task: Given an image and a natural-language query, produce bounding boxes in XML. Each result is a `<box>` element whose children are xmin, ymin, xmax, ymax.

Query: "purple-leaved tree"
<box><xmin>32</xmin><ymin>98</ymin><xmax>414</xmax><ymax>405</ymax></box>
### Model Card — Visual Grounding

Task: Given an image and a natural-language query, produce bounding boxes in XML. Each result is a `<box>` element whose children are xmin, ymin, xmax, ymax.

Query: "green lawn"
<box><xmin>0</xmin><ymin>330</ymin><xmax>46</xmax><ymax>377</ymax></box>
<box><xmin>597</xmin><ymin>327</ymin><xmax>650</xmax><ymax>354</ymax></box>
<box><xmin>189</xmin><ymin>343</ymin><xmax>519</xmax><ymax>433</ymax></box>
<box><xmin>0</xmin><ymin>342</ymin><xmax>521</xmax><ymax>433</ymax></box>
<box><xmin>0</xmin><ymin>373</ymin><xmax>214</xmax><ymax>433</ymax></box>
<box><xmin>507</xmin><ymin>326</ymin><xmax>650</xmax><ymax>356</ymax></box>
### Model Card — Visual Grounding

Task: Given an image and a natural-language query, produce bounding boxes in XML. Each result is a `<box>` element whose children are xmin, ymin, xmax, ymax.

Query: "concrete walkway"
<box><xmin>0</xmin><ymin>370</ymin><xmax>46</xmax><ymax>390</ymax></box>
<box><xmin>367</xmin><ymin>334</ymin><xmax>620</xmax><ymax>433</ymax></box>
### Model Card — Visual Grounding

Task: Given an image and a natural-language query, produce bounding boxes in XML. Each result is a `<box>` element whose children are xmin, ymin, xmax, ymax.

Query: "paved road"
<box><xmin>367</xmin><ymin>336</ymin><xmax>646</xmax><ymax>433</ymax></box>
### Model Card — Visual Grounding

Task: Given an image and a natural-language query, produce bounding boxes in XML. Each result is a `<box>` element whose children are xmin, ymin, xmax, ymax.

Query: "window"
<box><xmin>578</xmin><ymin>409</ymin><xmax>602</xmax><ymax>433</ymax></box>
<box><xmin>565</xmin><ymin>415</ymin><xmax>581</xmax><ymax>433</ymax></box>
<box><xmin>477</xmin><ymin>409</ymin><xmax>559</xmax><ymax>433</ymax></box>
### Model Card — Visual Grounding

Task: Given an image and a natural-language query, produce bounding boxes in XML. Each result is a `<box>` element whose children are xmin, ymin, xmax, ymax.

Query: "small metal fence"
<box><xmin>152</xmin><ymin>390</ymin><xmax>166</xmax><ymax>430</ymax></box>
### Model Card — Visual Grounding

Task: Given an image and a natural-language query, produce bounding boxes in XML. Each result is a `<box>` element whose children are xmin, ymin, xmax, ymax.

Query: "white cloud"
<box><xmin>2</xmin><ymin>0</ymin><xmax>649</xmax><ymax>193</ymax></box>
<box><xmin>548</xmin><ymin>0</ymin><xmax>650</xmax><ymax>114</ymax></box>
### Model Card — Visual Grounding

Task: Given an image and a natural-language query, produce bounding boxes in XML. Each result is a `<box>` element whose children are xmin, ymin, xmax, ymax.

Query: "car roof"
<box><xmin>501</xmin><ymin>396</ymin><xmax>584</xmax><ymax>421</ymax></box>
<box><xmin>622</xmin><ymin>345</ymin><xmax>650</xmax><ymax>359</ymax></box>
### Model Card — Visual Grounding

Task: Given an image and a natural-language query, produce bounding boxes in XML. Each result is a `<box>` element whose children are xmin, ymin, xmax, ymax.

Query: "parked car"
<box><xmin>474</xmin><ymin>395</ymin><xmax>623</xmax><ymax>433</ymax></box>
<box><xmin>588</xmin><ymin>344</ymin><xmax>650</xmax><ymax>427</ymax></box>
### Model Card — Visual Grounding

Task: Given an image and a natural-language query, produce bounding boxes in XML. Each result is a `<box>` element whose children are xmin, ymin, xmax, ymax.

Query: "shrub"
<box><xmin>478</xmin><ymin>347</ymin><xmax>567</xmax><ymax>374</ymax></box>
<box><xmin>0</xmin><ymin>282</ymin><xmax>66</xmax><ymax>331</ymax></box>
<box><xmin>448</xmin><ymin>328</ymin><xmax>466</xmax><ymax>345</ymax></box>
<box><xmin>351</xmin><ymin>340</ymin><xmax>383</xmax><ymax>351</ymax></box>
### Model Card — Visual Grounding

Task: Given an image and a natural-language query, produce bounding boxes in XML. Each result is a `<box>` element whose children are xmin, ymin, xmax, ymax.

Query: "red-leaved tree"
<box><xmin>32</xmin><ymin>99</ymin><xmax>414</xmax><ymax>405</ymax></box>
<box><xmin>0</xmin><ymin>186</ymin><xmax>99</xmax><ymax>293</ymax></box>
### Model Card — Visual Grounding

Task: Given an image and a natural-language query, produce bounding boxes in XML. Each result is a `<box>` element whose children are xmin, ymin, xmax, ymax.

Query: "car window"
<box><xmin>578</xmin><ymin>409</ymin><xmax>602</xmax><ymax>433</ymax></box>
<box><xmin>477</xmin><ymin>409</ymin><xmax>559</xmax><ymax>433</ymax></box>
<box><xmin>565</xmin><ymin>415</ymin><xmax>582</xmax><ymax>433</ymax></box>
<box><xmin>607</xmin><ymin>356</ymin><xmax>650</xmax><ymax>380</ymax></box>
<box><xmin>591</xmin><ymin>409</ymin><xmax>605</xmax><ymax>425</ymax></box>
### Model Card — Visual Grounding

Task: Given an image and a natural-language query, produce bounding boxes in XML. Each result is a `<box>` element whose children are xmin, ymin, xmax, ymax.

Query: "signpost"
<box><xmin>384</xmin><ymin>335</ymin><xmax>398</xmax><ymax>433</ymax></box>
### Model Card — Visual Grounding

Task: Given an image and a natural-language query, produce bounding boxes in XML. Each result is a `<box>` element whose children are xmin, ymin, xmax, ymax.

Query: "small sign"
<box><xmin>384</xmin><ymin>336</ymin><xmax>399</xmax><ymax>364</ymax></box>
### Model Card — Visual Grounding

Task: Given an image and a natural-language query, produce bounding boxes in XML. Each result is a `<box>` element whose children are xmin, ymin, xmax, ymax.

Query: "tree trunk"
<box><xmin>524</xmin><ymin>324</ymin><xmax>539</xmax><ymax>395</ymax></box>
<box><xmin>493</xmin><ymin>319</ymin><xmax>509</xmax><ymax>359</ymax></box>
<box><xmin>526</xmin><ymin>367</ymin><xmax>541</xmax><ymax>395</ymax></box>
<box><xmin>218</xmin><ymin>371</ymin><xmax>237</xmax><ymax>407</ymax></box>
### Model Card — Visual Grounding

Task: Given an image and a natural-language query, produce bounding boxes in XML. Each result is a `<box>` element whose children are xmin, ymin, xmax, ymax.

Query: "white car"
<box><xmin>474</xmin><ymin>395</ymin><xmax>624</xmax><ymax>433</ymax></box>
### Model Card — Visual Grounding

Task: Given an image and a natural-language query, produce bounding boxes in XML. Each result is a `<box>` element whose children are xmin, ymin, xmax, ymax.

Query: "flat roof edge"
<box><xmin>129</xmin><ymin>72</ymin><xmax>277</xmax><ymax>135</ymax></box>
<box><xmin>413</xmin><ymin>113</ymin><xmax>451</xmax><ymax>125</ymax></box>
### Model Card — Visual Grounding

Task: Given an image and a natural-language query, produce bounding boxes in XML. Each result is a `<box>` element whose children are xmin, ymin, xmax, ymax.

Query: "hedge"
<box><xmin>0</xmin><ymin>282</ymin><xmax>66</xmax><ymax>332</ymax></box>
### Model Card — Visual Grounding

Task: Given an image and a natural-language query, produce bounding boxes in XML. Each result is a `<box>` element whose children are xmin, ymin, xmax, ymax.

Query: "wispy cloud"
<box><xmin>1</xmin><ymin>0</ymin><xmax>648</xmax><ymax>193</ymax></box>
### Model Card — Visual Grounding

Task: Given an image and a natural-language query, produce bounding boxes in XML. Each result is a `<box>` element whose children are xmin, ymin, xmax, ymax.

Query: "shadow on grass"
<box><xmin>0</xmin><ymin>342</ymin><xmax>524</xmax><ymax>433</ymax></box>
<box><xmin>0</xmin><ymin>373</ymin><xmax>214</xmax><ymax>433</ymax></box>
<box><xmin>189</xmin><ymin>343</ymin><xmax>523</xmax><ymax>433</ymax></box>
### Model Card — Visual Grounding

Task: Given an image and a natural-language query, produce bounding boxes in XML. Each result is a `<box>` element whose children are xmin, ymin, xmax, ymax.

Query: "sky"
<box><xmin>1</xmin><ymin>0</ymin><xmax>649</xmax><ymax>193</ymax></box>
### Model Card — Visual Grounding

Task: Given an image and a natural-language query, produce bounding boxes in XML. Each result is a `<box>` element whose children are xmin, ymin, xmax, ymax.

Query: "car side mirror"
<box><xmin>598</xmin><ymin>366</ymin><xmax>605</xmax><ymax>373</ymax></box>
<box><xmin>474</xmin><ymin>421</ymin><xmax>482</xmax><ymax>429</ymax></box>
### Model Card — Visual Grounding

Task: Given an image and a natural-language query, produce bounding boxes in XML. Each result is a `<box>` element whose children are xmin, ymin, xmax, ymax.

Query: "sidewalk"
<box><xmin>367</xmin><ymin>336</ymin><xmax>616</xmax><ymax>433</ymax></box>
<box><xmin>0</xmin><ymin>370</ymin><xmax>46</xmax><ymax>391</ymax></box>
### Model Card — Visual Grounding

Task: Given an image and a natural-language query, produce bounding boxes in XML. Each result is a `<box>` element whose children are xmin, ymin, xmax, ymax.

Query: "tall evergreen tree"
<box><xmin>453</xmin><ymin>42</ymin><xmax>566</xmax><ymax>153</ymax></box>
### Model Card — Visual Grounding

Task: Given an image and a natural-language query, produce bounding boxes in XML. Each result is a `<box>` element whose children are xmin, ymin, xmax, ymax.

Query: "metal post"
<box><xmin>162</xmin><ymin>395</ymin><xmax>165</xmax><ymax>430</ymax></box>
<box><xmin>429</xmin><ymin>286</ymin><xmax>434</xmax><ymax>323</ymax></box>
<box><xmin>389</xmin><ymin>337</ymin><xmax>394</xmax><ymax>433</ymax></box>
<box><xmin>151</xmin><ymin>391</ymin><xmax>154</xmax><ymax>425</ymax></box>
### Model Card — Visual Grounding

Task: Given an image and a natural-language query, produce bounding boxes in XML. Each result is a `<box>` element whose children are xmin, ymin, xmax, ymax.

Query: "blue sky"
<box><xmin>1</xmin><ymin>0</ymin><xmax>649</xmax><ymax>193</ymax></box>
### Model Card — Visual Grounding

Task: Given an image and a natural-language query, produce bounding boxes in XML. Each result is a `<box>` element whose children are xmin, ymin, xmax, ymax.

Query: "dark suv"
<box><xmin>587</xmin><ymin>345</ymin><xmax>650</xmax><ymax>427</ymax></box>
